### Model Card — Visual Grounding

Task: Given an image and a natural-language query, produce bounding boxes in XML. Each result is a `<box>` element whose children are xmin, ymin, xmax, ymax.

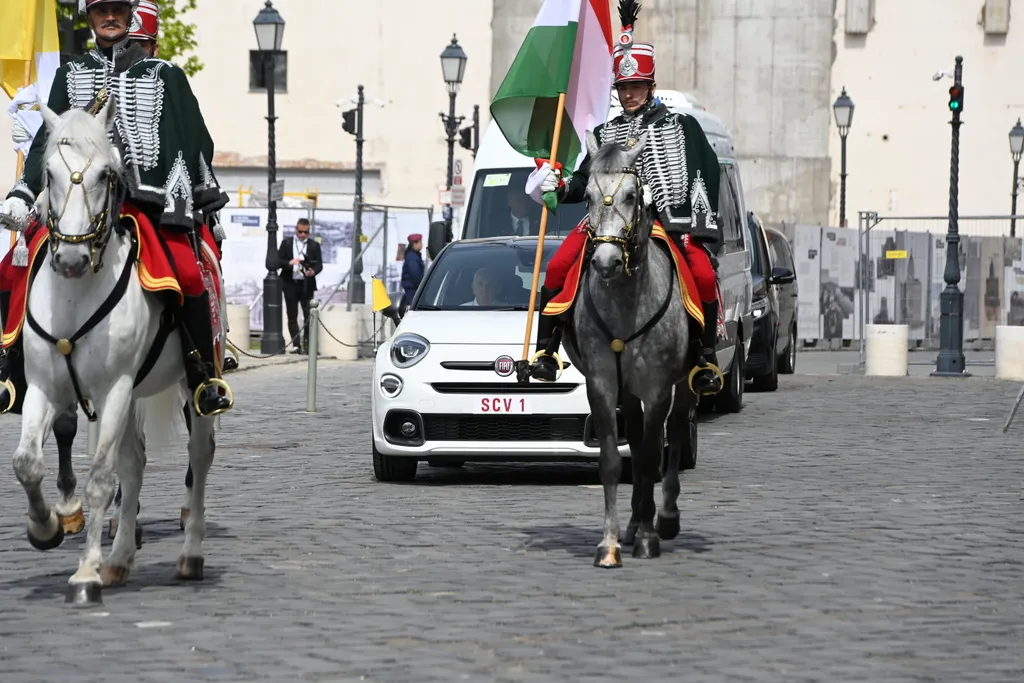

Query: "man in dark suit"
<box><xmin>401</xmin><ymin>233</ymin><xmax>425</xmax><ymax>308</ymax></box>
<box><xmin>503</xmin><ymin>191</ymin><xmax>538</xmax><ymax>236</ymax></box>
<box><xmin>278</xmin><ymin>218</ymin><xmax>324</xmax><ymax>353</ymax></box>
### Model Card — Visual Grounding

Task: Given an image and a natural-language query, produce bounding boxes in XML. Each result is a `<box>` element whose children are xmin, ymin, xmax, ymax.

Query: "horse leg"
<box><xmin>589</xmin><ymin>380</ymin><xmax>624</xmax><ymax>569</ymax></box>
<box><xmin>66</xmin><ymin>377</ymin><xmax>134</xmax><ymax>606</ymax></box>
<box><xmin>177</xmin><ymin>403</ymin><xmax>215</xmax><ymax>580</ymax></box>
<box><xmin>53</xmin><ymin>406</ymin><xmax>85</xmax><ymax>535</ymax></box>
<box><xmin>180</xmin><ymin>400</ymin><xmax>193</xmax><ymax>531</ymax></box>
<box><xmin>99</xmin><ymin>400</ymin><xmax>146</xmax><ymax>588</ymax></box>
<box><xmin>633</xmin><ymin>391</ymin><xmax>673</xmax><ymax>560</ymax></box>
<box><xmin>656</xmin><ymin>387</ymin><xmax>693</xmax><ymax>541</ymax></box>
<box><xmin>12</xmin><ymin>386</ymin><xmax>63</xmax><ymax>551</ymax></box>
<box><xmin>621</xmin><ymin>395</ymin><xmax>644</xmax><ymax>546</ymax></box>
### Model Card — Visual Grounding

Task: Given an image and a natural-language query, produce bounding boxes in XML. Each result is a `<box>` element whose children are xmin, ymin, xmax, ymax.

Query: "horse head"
<box><xmin>583</xmin><ymin>129</ymin><xmax>653</xmax><ymax>280</ymax></box>
<box><xmin>39</xmin><ymin>96</ymin><xmax>125</xmax><ymax>278</ymax></box>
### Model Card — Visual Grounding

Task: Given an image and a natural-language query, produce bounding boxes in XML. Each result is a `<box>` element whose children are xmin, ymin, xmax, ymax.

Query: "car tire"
<box><xmin>752</xmin><ymin>331</ymin><xmax>779</xmax><ymax>392</ymax></box>
<box><xmin>778</xmin><ymin>324</ymin><xmax>796</xmax><ymax>375</ymax></box>
<box><xmin>715</xmin><ymin>338</ymin><xmax>744</xmax><ymax>414</ymax></box>
<box><xmin>372</xmin><ymin>441</ymin><xmax>418</xmax><ymax>482</ymax></box>
<box><xmin>680</xmin><ymin>410</ymin><xmax>698</xmax><ymax>470</ymax></box>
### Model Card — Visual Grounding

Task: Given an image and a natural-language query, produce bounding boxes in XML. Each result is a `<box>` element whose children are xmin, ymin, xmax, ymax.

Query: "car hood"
<box><xmin>395</xmin><ymin>310</ymin><xmax>541</xmax><ymax>345</ymax></box>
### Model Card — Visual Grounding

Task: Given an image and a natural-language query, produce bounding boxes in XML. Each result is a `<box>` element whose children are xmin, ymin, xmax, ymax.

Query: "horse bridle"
<box><xmin>44</xmin><ymin>140</ymin><xmax>125</xmax><ymax>273</ymax></box>
<box><xmin>587</xmin><ymin>166</ymin><xmax>648</xmax><ymax>275</ymax></box>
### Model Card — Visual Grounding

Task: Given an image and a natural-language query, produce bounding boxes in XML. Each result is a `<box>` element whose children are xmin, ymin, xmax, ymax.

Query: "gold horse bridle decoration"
<box><xmin>587</xmin><ymin>166</ymin><xmax>646</xmax><ymax>276</ymax></box>
<box><xmin>44</xmin><ymin>141</ymin><xmax>121</xmax><ymax>273</ymax></box>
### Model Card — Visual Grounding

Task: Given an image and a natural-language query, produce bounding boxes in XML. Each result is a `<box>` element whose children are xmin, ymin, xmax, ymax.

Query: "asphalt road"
<box><xmin>0</xmin><ymin>354</ymin><xmax>1021</xmax><ymax>682</ymax></box>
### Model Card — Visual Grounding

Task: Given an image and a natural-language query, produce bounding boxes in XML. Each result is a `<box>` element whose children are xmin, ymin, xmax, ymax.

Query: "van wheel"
<box><xmin>716</xmin><ymin>339</ymin><xmax>744</xmax><ymax>414</ymax></box>
<box><xmin>752</xmin><ymin>332</ymin><xmax>779</xmax><ymax>392</ymax></box>
<box><xmin>372</xmin><ymin>441</ymin><xmax>418</xmax><ymax>482</ymax></box>
<box><xmin>778</xmin><ymin>324</ymin><xmax>796</xmax><ymax>374</ymax></box>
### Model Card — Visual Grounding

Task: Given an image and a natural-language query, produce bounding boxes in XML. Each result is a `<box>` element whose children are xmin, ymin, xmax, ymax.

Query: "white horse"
<box><xmin>11</xmin><ymin>96</ymin><xmax>227</xmax><ymax>605</ymax></box>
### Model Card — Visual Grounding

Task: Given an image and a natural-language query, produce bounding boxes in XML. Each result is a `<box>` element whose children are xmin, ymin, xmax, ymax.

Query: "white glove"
<box><xmin>0</xmin><ymin>196</ymin><xmax>32</xmax><ymax>231</ymax></box>
<box><xmin>525</xmin><ymin>162</ymin><xmax>561</xmax><ymax>206</ymax></box>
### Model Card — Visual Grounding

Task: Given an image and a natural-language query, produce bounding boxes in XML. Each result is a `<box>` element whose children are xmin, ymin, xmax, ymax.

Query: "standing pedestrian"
<box><xmin>278</xmin><ymin>218</ymin><xmax>323</xmax><ymax>353</ymax></box>
<box><xmin>401</xmin><ymin>233</ymin><xmax>425</xmax><ymax>307</ymax></box>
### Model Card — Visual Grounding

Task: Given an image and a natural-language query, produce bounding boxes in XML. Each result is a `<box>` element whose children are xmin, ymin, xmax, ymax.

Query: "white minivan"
<box><xmin>427</xmin><ymin>89</ymin><xmax>754</xmax><ymax>411</ymax></box>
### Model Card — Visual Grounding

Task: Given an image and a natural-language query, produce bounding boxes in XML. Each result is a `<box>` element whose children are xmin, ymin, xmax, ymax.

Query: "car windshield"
<box><xmin>461</xmin><ymin>167</ymin><xmax>589</xmax><ymax>239</ymax></box>
<box><xmin>415</xmin><ymin>241</ymin><xmax>560</xmax><ymax>311</ymax></box>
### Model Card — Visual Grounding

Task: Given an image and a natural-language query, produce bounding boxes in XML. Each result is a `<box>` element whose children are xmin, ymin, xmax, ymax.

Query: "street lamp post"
<box><xmin>438</xmin><ymin>35</ymin><xmax>467</xmax><ymax>241</ymax></box>
<box><xmin>932</xmin><ymin>55</ymin><xmax>968</xmax><ymax>378</ymax></box>
<box><xmin>253</xmin><ymin>0</ymin><xmax>285</xmax><ymax>355</ymax></box>
<box><xmin>1009</xmin><ymin>118</ymin><xmax>1024</xmax><ymax>238</ymax></box>
<box><xmin>833</xmin><ymin>87</ymin><xmax>854</xmax><ymax>228</ymax></box>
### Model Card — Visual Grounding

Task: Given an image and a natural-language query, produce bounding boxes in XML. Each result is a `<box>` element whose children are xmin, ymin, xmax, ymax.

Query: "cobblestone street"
<box><xmin>0</xmin><ymin>357</ymin><xmax>1021</xmax><ymax>682</ymax></box>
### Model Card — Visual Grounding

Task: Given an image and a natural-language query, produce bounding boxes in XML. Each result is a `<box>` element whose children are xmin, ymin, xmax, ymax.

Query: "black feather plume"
<box><xmin>618</xmin><ymin>0</ymin><xmax>641</xmax><ymax>29</ymax></box>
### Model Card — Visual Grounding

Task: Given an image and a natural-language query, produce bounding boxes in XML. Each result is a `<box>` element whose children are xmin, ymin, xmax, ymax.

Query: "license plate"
<box><xmin>475</xmin><ymin>397</ymin><xmax>530</xmax><ymax>414</ymax></box>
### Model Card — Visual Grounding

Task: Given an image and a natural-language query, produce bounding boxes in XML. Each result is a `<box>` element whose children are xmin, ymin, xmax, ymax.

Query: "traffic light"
<box><xmin>458</xmin><ymin>124</ymin><xmax>474</xmax><ymax>151</ymax></box>
<box><xmin>341</xmin><ymin>108</ymin><xmax>357</xmax><ymax>136</ymax></box>
<box><xmin>948</xmin><ymin>84</ymin><xmax>964</xmax><ymax>113</ymax></box>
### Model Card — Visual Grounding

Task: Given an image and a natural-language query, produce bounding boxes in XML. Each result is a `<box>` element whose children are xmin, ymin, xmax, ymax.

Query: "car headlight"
<box><xmin>380</xmin><ymin>373</ymin><xmax>403</xmax><ymax>398</ymax></box>
<box><xmin>752</xmin><ymin>298</ymin><xmax>768</xmax><ymax>318</ymax></box>
<box><xmin>390</xmin><ymin>333</ymin><xmax>430</xmax><ymax>368</ymax></box>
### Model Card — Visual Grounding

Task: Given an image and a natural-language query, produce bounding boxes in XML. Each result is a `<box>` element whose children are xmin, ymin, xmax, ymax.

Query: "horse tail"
<box><xmin>138</xmin><ymin>382</ymin><xmax>189</xmax><ymax>450</ymax></box>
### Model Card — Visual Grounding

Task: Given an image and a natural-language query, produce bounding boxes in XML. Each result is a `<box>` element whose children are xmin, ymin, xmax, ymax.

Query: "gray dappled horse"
<box><xmin>561</xmin><ymin>130</ymin><xmax>700</xmax><ymax>568</ymax></box>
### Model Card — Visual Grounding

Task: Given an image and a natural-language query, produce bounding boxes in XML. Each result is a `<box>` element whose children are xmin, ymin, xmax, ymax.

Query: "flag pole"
<box><xmin>520</xmin><ymin>91</ymin><xmax>568</xmax><ymax>363</ymax></box>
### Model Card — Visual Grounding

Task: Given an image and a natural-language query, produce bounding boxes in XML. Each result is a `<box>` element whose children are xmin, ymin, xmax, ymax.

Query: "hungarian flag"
<box><xmin>490</xmin><ymin>0</ymin><xmax>614</xmax><ymax>173</ymax></box>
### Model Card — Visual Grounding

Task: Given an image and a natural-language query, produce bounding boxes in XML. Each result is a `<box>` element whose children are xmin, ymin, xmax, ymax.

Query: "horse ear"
<box><xmin>97</xmin><ymin>94</ymin><xmax>118</xmax><ymax>131</ymax></box>
<box><xmin>585</xmin><ymin>130</ymin><xmax>600</xmax><ymax>159</ymax></box>
<box><xmin>39</xmin><ymin>102</ymin><xmax>61</xmax><ymax>132</ymax></box>
<box><xmin>625</xmin><ymin>131</ymin><xmax>648</xmax><ymax>167</ymax></box>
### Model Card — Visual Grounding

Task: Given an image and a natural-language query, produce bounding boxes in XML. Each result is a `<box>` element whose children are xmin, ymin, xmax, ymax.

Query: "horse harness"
<box><xmin>24</xmin><ymin>145</ymin><xmax>183</xmax><ymax>421</ymax></box>
<box><xmin>582</xmin><ymin>165</ymin><xmax>674</xmax><ymax>393</ymax></box>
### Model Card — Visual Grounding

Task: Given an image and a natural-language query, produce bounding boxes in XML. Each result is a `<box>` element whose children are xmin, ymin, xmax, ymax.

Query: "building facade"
<box><xmin>1</xmin><ymin>0</ymin><xmax>1022</xmax><ymax>227</ymax></box>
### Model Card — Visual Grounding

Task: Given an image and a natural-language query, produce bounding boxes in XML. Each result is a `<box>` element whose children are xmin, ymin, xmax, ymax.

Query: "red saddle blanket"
<box><xmin>1</xmin><ymin>203</ymin><xmax>221</xmax><ymax>350</ymax></box>
<box><xmin>543</xmin><ymin>222</ymin><xmax>721</xmax><ymax>332</ymax></box>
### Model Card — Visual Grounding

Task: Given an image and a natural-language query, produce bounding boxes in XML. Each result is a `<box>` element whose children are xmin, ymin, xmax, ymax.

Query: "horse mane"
<box><xmin>43</xmin><ymin>108</ymin><xmax>121</xmax><ymax>174</ymax></box>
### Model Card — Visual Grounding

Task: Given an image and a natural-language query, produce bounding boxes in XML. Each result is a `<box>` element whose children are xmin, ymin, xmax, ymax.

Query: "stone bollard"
<box><xmin>995</xmin><ymin>325</ymin><xmax>1024</xmax><ymax>380</ymax></box>
<box><xmin>865</xmin><ymin>324</ymin><xmax>909</xmax><ymax>377</ymax></box>
<box><xmin>318</xmin><ymin>304</ymin><xmax>359</xmax><ymax>361</ymax></box>
<box><xmin>226</xmin><ymin>303</ymin><xmax>250</xmax><ymax>352</ymax></box>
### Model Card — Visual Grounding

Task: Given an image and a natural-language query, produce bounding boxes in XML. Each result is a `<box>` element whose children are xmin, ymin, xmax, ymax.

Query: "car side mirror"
<box><xmin>427</xmin><ymin>220</ymin><xmax>450</xmax><ymax>261</ymax></box>
<box><xmin>769</xmin><ymin>266</ymin><xmax>796</xmax><ymax>285</ymax></box>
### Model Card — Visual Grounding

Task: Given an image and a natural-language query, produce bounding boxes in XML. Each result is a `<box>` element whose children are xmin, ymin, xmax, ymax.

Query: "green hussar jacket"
<box><xmin>7</xmin><ymin>38</ymin><xmax>229</xmax><ymax>230</ymax></box>
<box><xmin>558</xmin><ymin>99</ymin><xmax>722</xmax><ymax>243</ymax></box>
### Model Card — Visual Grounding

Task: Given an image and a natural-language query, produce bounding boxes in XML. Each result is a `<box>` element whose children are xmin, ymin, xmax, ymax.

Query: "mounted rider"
<box><xmin>0</xmin><ymin>0</ymin><xmax>232</xmax><ymax>416</ymax></box>
<box><xmin>525</xmin><ymin>0</ymin><xmax>724</xmax><ymax>395</ymax></box>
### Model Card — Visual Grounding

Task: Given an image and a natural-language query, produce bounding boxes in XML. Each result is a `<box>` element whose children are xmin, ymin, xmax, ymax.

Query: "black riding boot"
<box><xmin>691</xmin><ymin>300</ymin><xmax>723</xmax><ymax>395</ymax></box>
<box><xmin>178</xmin><ymin>291</ymin><xmax>233</xmax><ymax>417</ymax></box>
<box><xmin>528</xmin><ymin>287</ymin><xmax>564</xmax><ymax>382</ymax></box>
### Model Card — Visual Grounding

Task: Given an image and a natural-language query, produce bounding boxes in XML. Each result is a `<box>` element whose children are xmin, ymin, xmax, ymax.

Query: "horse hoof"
<box><xmin>27</xmin><ymin>515</ymin><xmax>65</xmax><ymax>551</ymax></box>
<box><xmin>108</xmin><ymin>515</ymin><xmax>119</xmax><ymax>539</ymax></box>
<box><xmin>655</xmin><ymin>514</ymin><xmax>680</xmax><ymax>540</ymax></box>
<box><xmin>594</xmin><ymin>545</ymin><xmax>622</xmax><ymax>569</ymax></box>
<box><xmin>135</xmin><ymin>525</ymin><xmax>143</xmax><ymax>550</ymax></box>
<box><xmin>99</xmin><ymin>564</ymin><xmax>131</xmax><ymax>587</ymax></box>
<box><xmin>622</xmin><ymin>523</ymin><xmax>639</xmax><ymax>546</ymax></box>
<box><xmin>632</xmin><ymin>535</ymin><xmax>661</xmax><ymax>559</ymax></box>
<box><xmin>179</xmin><ymin>507</ymin><xmax>190</xmax><ymax>531</ymax></box>
<box><xmin>65</xmin><ymin>581</ymin><xmax>102</xmax><ymax>606</ymax></box>
<box><xmin>175</xmin><ymin>556</ymin><xmax>204</xmax><ymax>581</ymax></box>
<box><xmin>61</xmin><ymin>506</ymin><xmax>86</xmax><ymax>535</ymax></box>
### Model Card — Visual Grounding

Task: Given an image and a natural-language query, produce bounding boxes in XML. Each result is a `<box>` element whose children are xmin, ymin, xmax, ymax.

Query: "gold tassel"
<box><xmin>11</xmin><ymin>233</ymin><xmax>29</xmax><ymax>267</ymax></box>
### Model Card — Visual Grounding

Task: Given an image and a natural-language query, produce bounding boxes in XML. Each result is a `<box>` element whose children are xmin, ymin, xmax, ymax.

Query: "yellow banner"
<box><xmin>0</xmin><ymin>0</ymin><xmax>60</xmax><ymax>99</ymax></box>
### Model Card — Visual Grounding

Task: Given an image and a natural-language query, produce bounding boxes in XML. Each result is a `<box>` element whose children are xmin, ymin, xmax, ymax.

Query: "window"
<box><xmin>462</xmin><ymin>168</ymin><xmax>588</xmax><ymax>240</ymax></box>
<box><xmin>248</xmin><ymin>50</ymin><xmax>288</xmax><ymax>93</ymax></box>
<box><xmin>768</xmin><ymin>232</ymin><xmax>796</xmax><ymax>273</ymax></box>
<box><xmin>716</xmin><ymin>164</ymin><xmax>743</xmax><ymax>252</ymax></box>
<box><xmin>415</xmin><ymin>242</ymin><xmax>560</xmax><ymax>310</ymax></box>
<box><xmin>746</xmin><ymin>214</ymin><xmax>766</xmax><ymax>277</ymax></box>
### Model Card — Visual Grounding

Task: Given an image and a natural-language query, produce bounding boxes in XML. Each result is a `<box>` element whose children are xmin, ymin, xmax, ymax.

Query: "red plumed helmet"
<box><xmin>613</xmin><ymin>0</ymin><xmax>655</xmax><ymax>84</ymax></box>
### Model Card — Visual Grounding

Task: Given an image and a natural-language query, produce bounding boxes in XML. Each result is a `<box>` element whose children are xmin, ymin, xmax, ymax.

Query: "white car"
<box><xmin>371</xmin><ymin>236</ymin><xmax>631</xmax><ymax>482</ymax></box>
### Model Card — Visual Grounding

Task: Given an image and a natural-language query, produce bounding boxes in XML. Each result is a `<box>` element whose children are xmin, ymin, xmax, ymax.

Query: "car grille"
<box><xmin>422</xmin><ymin>414</ymin><xmax>587</xmax><ymax>441</ymax></box>
<box><xmin>430</xmin><ymin>382</ymin><xmax>578</xmax><ymax>394</ymax></box>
